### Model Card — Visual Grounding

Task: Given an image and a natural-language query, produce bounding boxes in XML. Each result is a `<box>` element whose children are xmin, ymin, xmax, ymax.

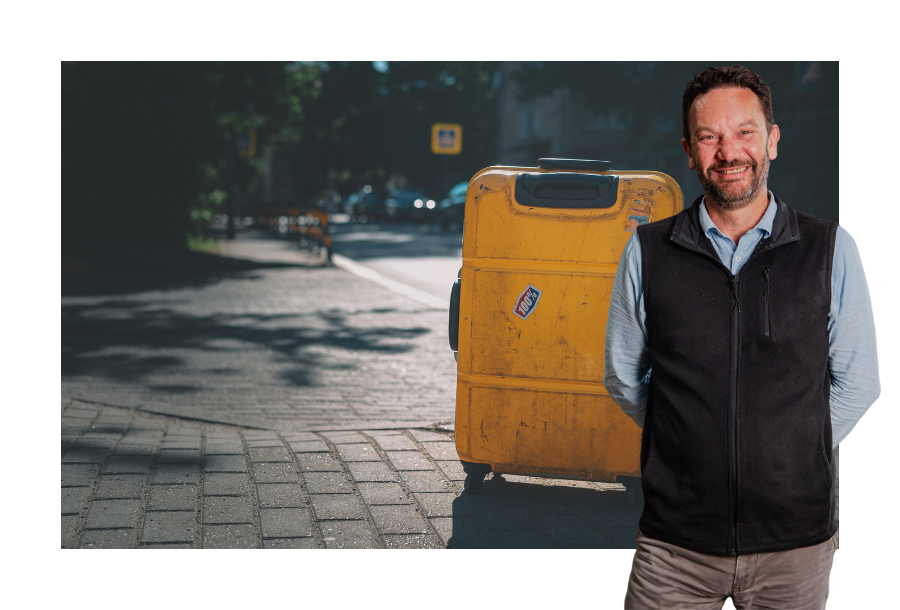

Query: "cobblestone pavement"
<box><xmin>62</xmin><ymin>229</ymin><xmax>641</xmax><ymax>548</ymax></box>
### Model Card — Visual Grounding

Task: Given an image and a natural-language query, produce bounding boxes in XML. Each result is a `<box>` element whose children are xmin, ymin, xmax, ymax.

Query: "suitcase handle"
<box><xmin>538</xmin><ymin>158</ymin><xmax>613</xmax><ymax>171</ymax></box>
<box><xmin>515</xmin><ymin>173</ymin><xmax>619</xmax><ymax>209</ymax></box>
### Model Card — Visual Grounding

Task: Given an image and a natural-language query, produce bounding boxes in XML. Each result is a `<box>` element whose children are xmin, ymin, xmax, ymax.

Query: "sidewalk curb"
<box><xmin>332</xmin><ymin>253</ymin><xmax>447</xmax><ymax>310</ymax></box>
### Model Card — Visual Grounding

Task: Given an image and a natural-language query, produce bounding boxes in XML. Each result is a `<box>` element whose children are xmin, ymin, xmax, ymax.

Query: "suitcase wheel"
<box><xmin>464</xmin><ymin>471</ymin><xmax>486</xmax><ymax>493</ymax></box>
<box><xmin>460</xmin><ymin>460</ymin><xmax>491</xmax><ymax>494</ymax></box>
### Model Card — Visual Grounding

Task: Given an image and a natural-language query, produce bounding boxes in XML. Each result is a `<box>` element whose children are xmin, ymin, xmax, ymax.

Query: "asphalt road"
<box><xmin>329</xmin><ymin>220</ymin><xmax>462</xmax><ymax>303</ymax></box>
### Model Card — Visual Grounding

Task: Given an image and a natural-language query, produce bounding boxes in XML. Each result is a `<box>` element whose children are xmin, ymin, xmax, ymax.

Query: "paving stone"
<box><xmin>249</xmin><ymin>446</ymin><xmax>291</xmax><ymax>463</ymax></box>
<box><xmin>62</xmin><ymin>463</ymin><xmax>100</xmax><ymax>487</ymax></box>
<box><xmin>538</xmin><ymin>515</ymin><xmax>611</xmax><ymax>549</ymax></box>
<box><xmin>161</xmin><ymin>441</ymin><xmax>201</xmax><ymax>451</ymax></box>
<box><xmin>335</xmin><ymin>443</ymin><xmax>380</xmax><ymax>462</ymax></box>
<box><xmin>436</xmin><ymin>460</ymin><xmax>466</xmax><ymax>481</ymax></box>
<box><xmin>296</xmin><ymin>452</ymin><xmax>342</xmax><ymax>472</ymax></box>
<box><xmin>320</xmin><ymin>520</ymin><xmax>381</xmax><ymax>549</ymax></box>
<box><xmin>203</xmin><ymin>472</ymin><xmax>250</xmax><ymax>496</ymax></box>
<box><xmin>251</xmin><ymin>462</ymin><xmax>298</xmax><ymax>483</ymax></box>
<box><xmin>243</xmin><ymin>437</ymin><xmax>282</xmax><ymax>447</ymax></box>
<box><xmin>256</xmin><ymin>483</ymin><xmax>303</xmax><ymax>509</ymax></box>
<box><xmin>94</xmin><ymin>474</ymin><xmax>146</xmax><ymax>499</ymax></box>
<box><xmin>204</xmin><ymin>454</ymin><xmax>247</xmax><ymax>473</ymax></box>
<box><xmin>62</xmin><ymin>446</ymin><xmax>108</xmax><ymax>464</ymax></box>
<box><xmin>492</xmin><ymin>529</ymin><xmax>557</xmax><ymax>549</ymax></box>
<box><xmin>282</xmin><ymin>432</ymin><xmax>320</xmax><ymax>442</ymax></box>
<box><xmin>61</xmin><ymin>515</ymin><xmax>78</xmax><ymax>547</ymax></box>
<box><xmin>309</xmin><ymin>494</ymin><xmax>365</xmax><ymax>520</ymax></box>
<box><xmin>147</xmin><ymin>484</ymin><xmax>198</xmax><ymax>511</ymax></box>
<box><xmin>141</xmin><ymin>511</ymin><xmax>197</xmax><ymax>544</ymax></box>
<box><xmin>117</xmin><ymin>442</ymin><xmax>162</xmax><ymax>454</ymax></box>
<box><xmin>421</xmin><ymin>442</ymin><xmax>458</xmax><ymax>461</ymax></box>
<box><xmin>346</xmin><ymin>461</ymin><xmax>397</xmax><ymax>483</ymax></box>
<box><xmin>83</xmin><ymin>499</ymin><xmax>142</xmax><ymax>529</ymax></box>
<box><xmin>140</xmin><ymin>543</ymin><xmax>194</xmax><ymax>549</ymax></box>
<box><xmin>202</xmin><ymin>496</ymin><xmax>253</xmax><ymax>524</ymax></box>
<box><xmin>264</xmin><ymin>537</ymin><xmax>319</xmax><ymax>549</ymax></box>
<box><xmin>383</xmin><ymin>534</ymin><xmax>438</xmax><ymax>549</ymax></box>
<box><xmin>319</xmin><ymin>431</ymin><xmax>366</xmax><ymax>444</ymax></box>
<box><xmin>436</xmin><ymin>517</ymin><xmax>495</xmax><ymax>549</ymax></box>
<box><xmin>204</xmin><ymin>443</ymin><xmax>244</xmax><ymax>456</ymax></box>
<box><xmin>371</xmin><ymin>434</ymin><xmax>419</xmax><ymax>451</ymax></box>
<box><xmin>482</xmin><ymin>510</ymin><xmax>538</xmax><ymax>531</ymax></box>
<box><xmin>154</xmin><ymin>463</ymin><xmax>200</xmax><ymax>485</ymax></box>
<box><xmin>62</xmin><ymin>486</ymin><xmax>92</xmax><ymax>515</ymax></box>
<box><xmin>398</xmin><ymin>470</ymin><xmax>451</xmax><ymax>493</ymax></box>
<box><xmin>368</xmin><ymin>505</ymin><xmax>428</xmax><ymax>535</ymax></box>
<box><xmin>158</xmin><ymin>449</ymin><xmax>200</xmax><ymax>464</ymax></box>
<box><xmin>386</xmin><ymin>451</ymin><xmax>433</xmax><ymax>471</ymax></box>
<box><xmin>103</xmin><ymin>455</ymin><xmax>153</xmax><ymax>474</ymax></box>
<box><xmin>407</xmin><ymin>430</ymin><xmax>452</xmax><ymax>442</ymax></box>
<box><xmin>356</xmin><ymin>482</ymin><xmax>409</xmax><ymax>505</ymax></box>
<box><xmin>302</xmin><ymin>472</ymin><xmax>353</xmax><ymax>494</ymax></box>
<box><xmin>260</xmin><ymin>508</ymin><xmax>313</xmax><ymax>538</ymax></box>
<box><xmin>412</xmin><ymin>493</ymin><xmax>460</xmax><ymax>518</ymax></box>
<box><xmin>78</xmin><ymin>528</ymin><xmax>136</xmax><ymax>549</ymax></box>
<box><xmin>289</xmin><ymin>440</ymin><xmax>330</xmax><ymax>453</ymax></box>
<box><xmin>203</xmin><ymin>524</ymin><xmax>259</xmax><ymax>549</ymax></box>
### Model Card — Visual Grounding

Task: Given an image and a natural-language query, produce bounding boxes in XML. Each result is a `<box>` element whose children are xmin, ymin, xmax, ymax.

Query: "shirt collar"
<box><xmin>699</xmin><ymin>192</ymin><xmax>777</xmax><ymax>239</ymax></box>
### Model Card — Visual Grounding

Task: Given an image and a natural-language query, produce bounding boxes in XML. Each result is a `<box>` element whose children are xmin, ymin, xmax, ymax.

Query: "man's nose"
<box><xmin>717</xmin><ymin>135</ymin><xmax>741</xmax><ymax>162</ymax></box>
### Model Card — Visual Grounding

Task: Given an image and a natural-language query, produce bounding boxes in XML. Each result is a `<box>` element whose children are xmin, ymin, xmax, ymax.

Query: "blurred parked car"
<box><xmin>437</xmin><ymin>181</ymin><xmax>469</xmax><ymax>230</ymax></box>
<box><xmin>384</xmin><ymin>189</ymin><xmax>437</xmax><ymax>222</ymax></box>
<box><xmin>346</xmin><ymin>186</ymin><xmax>385</xmax><ymax>221</ymax></box>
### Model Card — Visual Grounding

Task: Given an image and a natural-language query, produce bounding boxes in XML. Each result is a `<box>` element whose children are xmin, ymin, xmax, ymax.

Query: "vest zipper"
<box><xmin>729</xmin><ymin>274</ymin><xmax>741</xmax><ymax>555</ymax></box>
<box><xmin>762</xmin><ymin>266</ymin><xmax>771</xmax><ymax>337</ymax></box>
<box><xmin>669</xmin><ymin>228</ymin><xmax>799</xmax><ymax>557</ymax></box>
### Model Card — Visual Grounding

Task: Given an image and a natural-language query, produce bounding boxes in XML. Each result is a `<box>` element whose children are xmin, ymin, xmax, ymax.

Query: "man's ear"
<box><xmin>682</xmin><ymin>137</ymin><xmax>696</xmax><ymax>170</ymax></box>
<box><xmin>767</xmin><ymin>124</ymin><xmax>780</xmax><ymax>161</ymax></box>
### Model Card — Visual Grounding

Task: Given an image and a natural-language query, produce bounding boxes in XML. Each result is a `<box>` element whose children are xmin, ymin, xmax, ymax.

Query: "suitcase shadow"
<box><xmin>446</xmin><ymin>475</ymin><xmax>643</xmax><ymax>549</ymax></box>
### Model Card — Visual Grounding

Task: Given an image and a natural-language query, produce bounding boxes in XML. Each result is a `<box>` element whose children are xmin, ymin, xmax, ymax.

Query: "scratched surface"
<box><xmin>455</xmin><ymin>168</ymin><xmax>682</xmax><ymax>481</ymax></box>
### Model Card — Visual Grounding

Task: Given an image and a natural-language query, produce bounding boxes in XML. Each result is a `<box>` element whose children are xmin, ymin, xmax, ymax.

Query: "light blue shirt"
<box><xmin>603</xmin><ymin>193</ymin><xmax>880</xmax><ymax>448</ymax></box>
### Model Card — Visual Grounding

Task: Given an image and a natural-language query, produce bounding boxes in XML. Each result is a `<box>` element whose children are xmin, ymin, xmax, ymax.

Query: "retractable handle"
<box><xmin>538</xmin><ymin>158</ymin><xmax>613</xmax><ymax>172</ymax></box>
<box><xmin>516</xmin><ymin>158</ymin><xmax>619</xmax><ymax>209</ymax></box>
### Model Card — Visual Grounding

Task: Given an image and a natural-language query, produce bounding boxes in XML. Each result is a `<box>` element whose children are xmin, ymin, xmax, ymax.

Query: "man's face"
<box><xmin>682</xmin><ymin>86</ymin><xmax>780</xmax><ymax>211</ymax></box>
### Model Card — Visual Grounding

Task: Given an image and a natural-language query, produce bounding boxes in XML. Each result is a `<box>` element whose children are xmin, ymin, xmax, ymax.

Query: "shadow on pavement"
<box><xmin>62</xmin><ymin>248</ymin><xmax>326</xmax><ymax>297</ymax></box>
<box><xmin>62</xmin><ymin>303</ymin><xmax>430</xmax><ymax>387</ymax></box>
<box><xmin>447</xmin><ymin>476</ymin><xmax>642</xmax><ymax>549</ymax></box>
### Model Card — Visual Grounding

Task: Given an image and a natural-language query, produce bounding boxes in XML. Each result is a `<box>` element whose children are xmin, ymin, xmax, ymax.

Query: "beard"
<box><xmin>697</xmin><ymin>153</ymin><xmax>770</xmax><ymax>212</ymax></box>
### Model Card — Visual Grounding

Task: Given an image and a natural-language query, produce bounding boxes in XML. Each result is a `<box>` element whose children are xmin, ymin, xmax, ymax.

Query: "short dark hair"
<box><xmin>682</xmin><ymin>65</ymin><xmax>774</xmax><ymax>142</ymax></box>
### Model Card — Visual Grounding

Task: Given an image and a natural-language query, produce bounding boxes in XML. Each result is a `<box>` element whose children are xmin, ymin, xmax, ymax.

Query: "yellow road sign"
<box><xmin>431</xmin><ymin>123</ymin><xmax>462</xmax><ymax>155</ymax></box>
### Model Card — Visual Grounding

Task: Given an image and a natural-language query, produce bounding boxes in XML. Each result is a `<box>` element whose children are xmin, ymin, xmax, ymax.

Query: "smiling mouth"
<box><xmin>715</xmin><ymin>166</ymin><xmax>750</xmax><ymax>176</ymax></box>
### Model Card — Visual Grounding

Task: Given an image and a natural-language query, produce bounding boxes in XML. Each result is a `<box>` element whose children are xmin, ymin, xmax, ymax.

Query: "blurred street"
<box><xmin>61</xmin><ymin>224</ymin><xmax>642</xmax><ymax>549</ymax></box>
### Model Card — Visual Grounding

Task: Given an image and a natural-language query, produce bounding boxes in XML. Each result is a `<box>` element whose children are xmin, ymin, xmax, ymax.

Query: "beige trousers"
<box><xmin>625</xmin><ymin>531</ymin><xmax>837</xmax><ymax>610</ymax></box>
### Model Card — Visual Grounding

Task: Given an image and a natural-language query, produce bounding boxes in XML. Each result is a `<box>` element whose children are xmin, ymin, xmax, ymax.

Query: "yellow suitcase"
<box><xmin>448</xmin><ymin>158</ymin><xmax>683</xmax><ymax>494</ymax></box>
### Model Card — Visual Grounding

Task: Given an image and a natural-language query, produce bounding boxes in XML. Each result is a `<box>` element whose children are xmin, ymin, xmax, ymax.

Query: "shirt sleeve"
<box><xmin>604</xmin><ymin>231</ymin><xmax>652</xmax><ymax>428</ymax></box>
<box><xmin>828</xmin><ymin>226</ymin><xmax>880</xmax><ymax>448</ymax></box>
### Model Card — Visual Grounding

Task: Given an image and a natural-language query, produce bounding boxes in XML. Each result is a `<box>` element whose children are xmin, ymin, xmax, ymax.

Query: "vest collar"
<box><xmin>670</xmin><ymin>193</ymin><xmax>800</xmax><ymax>257</ymax></box>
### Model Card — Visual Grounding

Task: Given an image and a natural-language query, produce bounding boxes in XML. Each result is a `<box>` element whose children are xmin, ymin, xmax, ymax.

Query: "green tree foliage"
<box><xmin>62</xmin><ymin>61</ymin><xmax>318</xmax><ymax>263</ymax></box>
<box><xmin>286</xmin><ymin>61</ymin><xmax>498</xmax><ymax>201</ymax></box>
<box><xmin>62</xmin><ymin>61</ymin><xmax>498</xmax><ymax>265</ymax></box>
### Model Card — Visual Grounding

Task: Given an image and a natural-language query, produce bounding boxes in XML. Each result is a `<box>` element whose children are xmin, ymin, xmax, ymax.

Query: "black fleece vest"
<box><xmin>635</xmin><ymin>195</ymin><xmax>838</xmax><ymax>556</ymax></box>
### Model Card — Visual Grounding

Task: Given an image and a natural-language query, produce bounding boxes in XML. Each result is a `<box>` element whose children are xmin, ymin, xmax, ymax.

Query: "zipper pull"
<box><xmin>762</xmin><ymin>266</ymin><xmax>770</xmax><ymax>303</ymax></box>
<box><xmin>730</xmin><ymin>276</ymin><xmax>740</xmax><ymax>313</ymax></box>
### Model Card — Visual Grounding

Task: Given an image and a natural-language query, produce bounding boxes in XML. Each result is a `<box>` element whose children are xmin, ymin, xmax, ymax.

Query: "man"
<box><xmin>604</xmin><ymin>65</ymin><xmax>879</xmax><ymax>609</ymax></box>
